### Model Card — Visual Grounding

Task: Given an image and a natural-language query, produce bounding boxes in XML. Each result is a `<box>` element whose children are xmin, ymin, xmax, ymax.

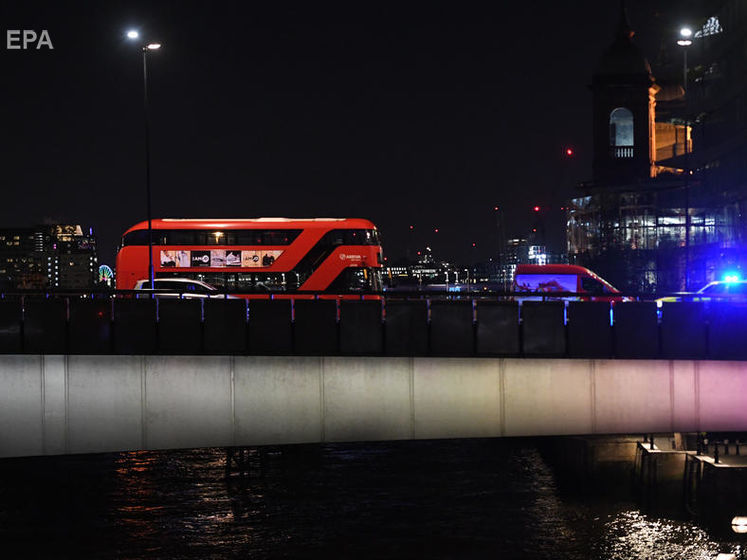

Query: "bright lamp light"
<box><xmin>126</xmin><ymin>30</ymin><xmax>139</xmax><ymax>39</ymax></box>
<box><xmin>731</xmin><ymin>516</ymin><xmax>747</xmax><ymax>534</ymax></box>
<box><xmin>146</xmin><ymin>43</ymin><xmax>161</xmax><ymax>50</ymax></box>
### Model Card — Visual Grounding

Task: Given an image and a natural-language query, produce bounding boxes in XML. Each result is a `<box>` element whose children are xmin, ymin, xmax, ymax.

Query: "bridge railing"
<box><xmin>0</xmin><ymin>293</ymin><xmax>744</xmax><ymax>359</ymax></box>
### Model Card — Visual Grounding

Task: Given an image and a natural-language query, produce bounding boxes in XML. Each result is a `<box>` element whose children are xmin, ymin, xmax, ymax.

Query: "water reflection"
<box><xmin>594</xmin><ymin>510</ymin><xmax>738</xmax><ymax>559</ymax></box>
<box><xmin>0</xmin><ymin>440</ymin><xmax>744</xmax><ymax>558</ymax></box>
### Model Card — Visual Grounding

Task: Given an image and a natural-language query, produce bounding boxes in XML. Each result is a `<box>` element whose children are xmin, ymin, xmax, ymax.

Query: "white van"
<box><xmin>133</xmin><ymin>278</ymin><xmax>237</xmax><ymax>299</ymax></box>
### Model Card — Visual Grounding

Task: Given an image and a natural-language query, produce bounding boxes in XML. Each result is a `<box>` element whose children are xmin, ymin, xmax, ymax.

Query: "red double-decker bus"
<box><xmin>115</xmin><ymin>218</ymin><xmax>384</xmax><ymax>295</ymax></box>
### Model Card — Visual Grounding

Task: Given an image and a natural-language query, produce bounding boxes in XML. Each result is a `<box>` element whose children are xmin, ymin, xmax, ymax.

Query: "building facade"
<box><xmin>567</xmin><ymin>1</ymin><xmax>747</xmax><ymax>292</ymax></box>
<box><xmin>0</xmin><ymin>225</ymin><xmax>98</xmax><ymax>290</ymax></box>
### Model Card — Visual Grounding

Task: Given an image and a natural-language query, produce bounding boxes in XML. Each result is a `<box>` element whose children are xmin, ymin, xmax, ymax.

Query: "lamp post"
<box><xmin>677</xmin><ymin>27</ymin><xmax>693</xmax><ymax>91</ymax></box>
<box><xmin>127</xmin><ymin>30</ymin><xmax>161</xmax><ymax>287</ymax></box>
<box><xmin>678</xmin><ymin>27</ymin><xmax>692</xmax><ymax>289</ymax></box>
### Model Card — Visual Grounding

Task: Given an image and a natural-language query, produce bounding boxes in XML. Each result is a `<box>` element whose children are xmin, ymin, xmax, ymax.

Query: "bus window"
<box><xmin>122</xmin><ymin>229</ymin><xmax>302</xmax><ymax>247</ymax></box>
<box><xmin>195</xmin><ymin>272</ymin><xmax>289</xmax><ymax>292</ymax></box>
<box><xmin>326</xmin><ymin>267</ymin><xmax>382</xmax><ymax>292</ymax></box>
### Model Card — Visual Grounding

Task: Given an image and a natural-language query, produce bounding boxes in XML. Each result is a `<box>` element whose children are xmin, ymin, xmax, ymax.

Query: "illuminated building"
<box><xmin>0</xmin><ymin>224</ymin><xmax>98</xmax><ymax>290</ymax></box>
<box><xmin>499</xmin><ymin>239</ymin><xmax>530</xmax><ymax>288</ymax></box>
<box><xmin>383</xmin><ymin>247</ymin><xmax>460</xmax><ymax>289</ymax></box>
<box><xmin>485</xmin><ymin>239</ymin><xmax>566</xmax><ymax>290</ymax></box>
<box><xmin>0</xmin><ymin>229</ymin><xmax>48</xmax><ymax>290</ymax></box>
<box><xmin>567</xmin><ymin>1</ymin><xmax>747</xmax><ymax>292</ymax></box>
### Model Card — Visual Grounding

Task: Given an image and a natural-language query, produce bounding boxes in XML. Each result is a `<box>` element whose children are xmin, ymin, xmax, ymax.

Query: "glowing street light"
<box><xmin>677</xmin><ymin>27</ymin><xmax>693</xmax><ymax>90</ymax></box>
<box><xmin>126</xmin><ymin>30</ymin><xmax>162</xmax><ymax>286</ymax></box>
<box><xmin>732</xmin><ymin>516</ymin><xmax>747</xmax><ymax>534</ymax></box>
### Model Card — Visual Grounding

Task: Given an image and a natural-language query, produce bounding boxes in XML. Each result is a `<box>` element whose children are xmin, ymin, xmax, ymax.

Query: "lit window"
<box><xmin>610</xmin><ymin>107</ymin><xmax>634</xmax><ymax>147</ymax></box>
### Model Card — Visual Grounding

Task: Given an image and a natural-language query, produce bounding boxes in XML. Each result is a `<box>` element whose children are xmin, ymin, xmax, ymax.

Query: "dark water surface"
<box><xmin>0</xmin><ymin>439</ymin><xmax>744</xmax><ymax>559</ymax></box>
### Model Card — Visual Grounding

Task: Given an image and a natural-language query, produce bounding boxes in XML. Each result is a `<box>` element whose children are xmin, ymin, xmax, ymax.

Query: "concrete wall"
<box><xmin>1</xmin><ymin>355</ymin><xmax>747</xmax><ymax>458</ymax></box>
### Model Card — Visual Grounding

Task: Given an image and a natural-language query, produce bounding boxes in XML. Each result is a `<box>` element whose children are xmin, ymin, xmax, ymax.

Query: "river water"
<box><xmin>0</xmin><ymin>438</ymin><xmax>744</xmax><ymax>559</ymax></box>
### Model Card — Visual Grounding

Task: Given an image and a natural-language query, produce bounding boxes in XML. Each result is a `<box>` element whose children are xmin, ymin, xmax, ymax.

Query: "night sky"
<box><xmin>2</xmin><ymin>1</ymin><xmax>689</xmax><ymax>266</ymax></box>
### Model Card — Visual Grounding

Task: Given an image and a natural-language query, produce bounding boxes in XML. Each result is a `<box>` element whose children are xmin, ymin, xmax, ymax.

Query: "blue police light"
<box><xmin>723</xmin><ymin>273</ymin><xmax>741</xmax><ymax>283</ymax></box>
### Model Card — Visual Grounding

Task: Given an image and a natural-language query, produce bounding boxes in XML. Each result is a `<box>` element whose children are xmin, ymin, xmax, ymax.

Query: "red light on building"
<box><xmin>434</xmin><ymin>228</ymin><xmax>439</xmax><ymax>233</ymax></box>
<box><xmin>565</xmin><ymin>148</ymin><xmax>574</xmax><ymax>157</ymax></box>
<box><xmin>533</xmin><ymin>206</ymin><xmax>540</xmax><ymax>212</ymax></box>
<box><xmin>409</xmin><ymin>225</ymin><xmax>414</xmax><ymax>230</ymax></box>
<box><xmin>472</xmin><ymin>242</ymin><xmax>477</xmax><ymax>247</ymax></box>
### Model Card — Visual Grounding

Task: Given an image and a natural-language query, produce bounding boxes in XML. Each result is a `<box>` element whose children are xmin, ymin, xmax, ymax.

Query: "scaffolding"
<box><xmin>567</xmin><ymin>189</ymin><xmax>740</xmax><ymax>292</ymax></box>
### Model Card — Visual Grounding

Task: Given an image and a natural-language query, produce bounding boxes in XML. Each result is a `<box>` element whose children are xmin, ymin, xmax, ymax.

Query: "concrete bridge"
<box><xmin>1</xmin><ymin>297</ymin><xmax>746</xmax><ymax>458</ymax></box>
<box><xmin>2</xmin><ymin>354</ymin><xmax>746</xmax><ymax>458</ymax></box>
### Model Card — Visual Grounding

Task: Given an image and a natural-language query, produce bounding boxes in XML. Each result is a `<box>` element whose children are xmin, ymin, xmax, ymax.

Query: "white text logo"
<box><xmin>7</xmin><ymin>30</ymin><xmax>54</xmax><ymax>50</ymax></box>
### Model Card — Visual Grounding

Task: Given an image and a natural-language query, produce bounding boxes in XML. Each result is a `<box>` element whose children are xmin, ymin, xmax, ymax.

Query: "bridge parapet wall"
<box><xmin>1</xmin><ymin>298</ymin><xmax>746</xmax><ymax>360</ymax></box>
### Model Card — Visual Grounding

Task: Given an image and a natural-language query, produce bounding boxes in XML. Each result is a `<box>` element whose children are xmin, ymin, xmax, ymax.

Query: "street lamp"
<box><xmin>126</xmin><ymin>30</ymin><xmax>161</xmax><ymax>287</ymax></box>
<box><xmin>677</xmin><ymin>26</ymin><xmax>693</xmax><ymax>289</ymax></box>
<box><xmin>677</xmin><ymin>27</ymin><xmax>693</xmax><ymax>91</ymax></box>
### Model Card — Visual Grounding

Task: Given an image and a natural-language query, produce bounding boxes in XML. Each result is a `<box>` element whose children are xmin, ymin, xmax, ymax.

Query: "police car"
<box><xmin>656</xmin><ymin>275</ymin><xmax>747</xmax><ymax>306</ymax></box>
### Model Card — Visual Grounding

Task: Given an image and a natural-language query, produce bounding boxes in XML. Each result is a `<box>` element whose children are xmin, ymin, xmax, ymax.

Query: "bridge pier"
<box><xmin>685</xmin><ymin>446</ymin><xmax>747</xmax><ymax>529</ymax></box>
<box><xmin>545</xmin><ymin>435</ymin><xmax>641</xmax><ymax>481</ymax></box>
<box><xmin>550</xmin><ymin>433</ymin><xmax>747</xmax><ymax>530</ymax></box>
<box><xmin>633</xmin><ymin>441</ymin><xmax>690</xmax><ymax>509</ymax></box>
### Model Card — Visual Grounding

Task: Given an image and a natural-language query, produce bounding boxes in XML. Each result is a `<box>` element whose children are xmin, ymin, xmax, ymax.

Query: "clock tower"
<box><xmin>591</xmin><ymin>3</ymin><xmax>658</xmax><ymax>186</ymax></box>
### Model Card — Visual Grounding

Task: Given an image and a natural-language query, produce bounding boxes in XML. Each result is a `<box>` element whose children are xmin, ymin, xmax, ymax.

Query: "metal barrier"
<box><xmin>0</xmin><ymin>293</ymin><xmax>738</xmax><ymax>359</ymax></box>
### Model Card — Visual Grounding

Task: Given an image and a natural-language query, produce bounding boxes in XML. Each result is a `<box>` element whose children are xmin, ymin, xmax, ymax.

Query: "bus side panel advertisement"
<box><xmin>161</xmin><ymin>250</ymin><xmax>177</xmax><ymax>267</ymax></box>
<box><xmin>191</xmin><ymin>251</ymin><xmax>211</xmax><ymax>267</ymax></box>
<box><xmin>225</xmin><ymin>250</ymin><xmax>241</xmax><ymax>267</ymax></box>
<box><xmin>210</xmin><ymin>250</ymin><xmax>226</xmax><ymax>267</ymax></box>
<box><xmin>160</xmin><ymin>249</ymin><xmax>284</xmax><ymax>269</ymax></box>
